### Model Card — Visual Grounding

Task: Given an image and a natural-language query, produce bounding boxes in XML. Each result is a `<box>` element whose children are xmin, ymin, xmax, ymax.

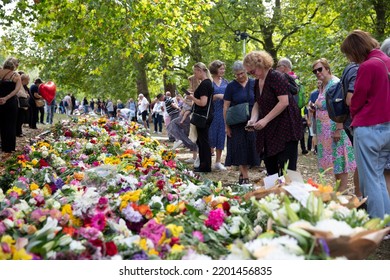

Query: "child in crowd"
<box><xmin>179</xmin><ymin>94</ymin><xmax>193</xmax><ymax>125</ymax></box>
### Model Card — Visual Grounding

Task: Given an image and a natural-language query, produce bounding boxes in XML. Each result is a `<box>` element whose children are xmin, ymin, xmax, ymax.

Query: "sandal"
<box><xmin>241</xmin><ymin>178</ymin><xmax>250</xmax><ymax>185</ymax></box>
<box><xmin>238</xmin><ymin>173</ymin><xmax>243</xmax><ymax>184</ymax></box>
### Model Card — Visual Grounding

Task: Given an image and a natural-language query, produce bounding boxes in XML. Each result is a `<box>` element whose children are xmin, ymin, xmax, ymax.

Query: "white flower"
<box><xmin>182</xmin><ymin>249</ymin><xmax>212</xmax><ymax>260</ymax></box>
<box><xmin>149</xmin><ymin>195</ymin><xmax>163</xmax><ymax>210</ymax></box>
<box><xmin>69</xmin><ymin>240</ymin><xmax>86</xmax><ymax>252</ymax></box>
<box><xmin>42</xmin><ymin>150</ymin><xmax>49</xmax><ymax>158</ymax></box>
<box><xmin>315</xmin><ymin>219</ymin><xmax>357</xmax><ymax>237</ymax></box>
<box><xmin>58</xmin><ymin>235</ymin><xmax>73</xmax><ymax>246</ymax></box>
<box><xmin>72</xmin><ymin>187</ymin><xmax>100</xmax><ymax>216</ymax></box>
<box><xmin>85</xmin><ymin>142</ymin><xmax>94</xmax><ymax>150</ymax></box>
<box><xmin>231</xmin><ymin>236</ymin><xmax>304</xmax><ymax>260</ymax></box>
<box><xmin>3</xmin><ymin>218</ymin><xmax>14</xmax><ymax>229</ymax></box>
<box><xmin>0</xmin><ymin>189</ymin><xmax>5</xmax><ymax>201</ymax></box>
<box><xmin>34</xmin><ymin>217</ymin><xmax>62</xmax><ymax>239</ymax></box>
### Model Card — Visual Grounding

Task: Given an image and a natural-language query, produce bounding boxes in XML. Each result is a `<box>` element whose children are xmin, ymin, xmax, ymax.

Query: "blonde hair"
<box><xmin>312</xmin><ymin>58</ymin><xmax>332</xmax><ymax>75</ymax></box>
<box><xmin>243</xmin><ymin>51</ymin><xmax>274</xmax><ymax>70</ymax></box>
<box><xmin>193</xmin><ymin>62</ymin><xmax>212</xmax><ymax>80</ymax></box>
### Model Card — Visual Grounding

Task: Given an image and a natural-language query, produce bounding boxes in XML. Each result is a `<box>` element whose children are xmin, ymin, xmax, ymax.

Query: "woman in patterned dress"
<box><xmin>208</xmin><ymin>60</ymin><xmax>229</xmax><ymax>171</ymax></box>
<box><xmin>312</xmin><ymin>58</ymin><xmax>356</xmax><ymax>192</ymax></box>
<box><xmin>244</xmin><ymin>51</ymin><xmax>302</xmax><ymax>176</ymax></box>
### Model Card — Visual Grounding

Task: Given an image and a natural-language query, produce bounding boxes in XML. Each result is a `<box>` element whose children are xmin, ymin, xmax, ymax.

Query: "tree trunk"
<box><xmin>134</xmin><ymin>59</ymin><xmax>150</xmax><ymax>102</ymax></box>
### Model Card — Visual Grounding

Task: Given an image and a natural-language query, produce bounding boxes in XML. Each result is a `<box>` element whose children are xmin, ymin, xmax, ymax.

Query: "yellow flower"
<box><xmin>12</xmin><ymin>248</ymin><xmax>33</xmax><ymax>260</ymax></box>
<box><xmin>31</xmin><ymin>158</ymin><xmax>39</xmax><ymax>166</ymax></box>
<box><xmin>166</xmin><ymin>224</ymin><xmax>183</xmax><ymax>238</ymax></box>
<box><xmin>121</xmin><ymin>189</ymin><xmax>142</xmax><ymax>203</ymax></box>
<box><xmin>42</xmin><ymin>185</ymin><xmax>52</xmax><ymax>197</ymax></box>
<box><xmin>1</xmin><ymin>235</ymin><xmax>15</xmax><ymax>245</ymax></box>
<box><xmin>148</xmin><ymin>249</ymin><xmax>159</xmax><ymax>256</ymax></box>
<box><xmin>62</xmin><ymin>204</ymin><xmax>72</xmax><ymax>215</ymax></box>
<box><xmin>30</xmin><ymin>183</ymin><xmax>40</xmax><ymax>191</ymax></box>
<box><xmin>119</xmin><ymin>201</ymin><xmax>129</xmax><ymax>211</ymax></box>
<box><xmin>138</xmin><ymin>238</ymin><xmax>148</xmax><ymax>251</ymax></box>
<box><xmin>6</xmin><ymin>186</ymin><xmax>23</xmax><ymax>196</ymax></box>
<box><xmin>203</xmin><ymin>195</ymin><xmax>212</xmax><ymax>204</ymax></box>
<box><xmin>142</xmin><ymin>158</ymin><xmax>155</xmax><ymax>168</ymax></box>
<box><xmin>166</xmin><ymin>204</ymin><xmax>177</xmax><ymax>214</ymax></box>
<box><xmin>61</xmin><ymin>204</ymin><xmax>81</xmax><ymax>226</ymax></box>
<box><xmin>171</xmin><ymin>244</ymin><xmax>184</xmax><ymax>253</ymax></box>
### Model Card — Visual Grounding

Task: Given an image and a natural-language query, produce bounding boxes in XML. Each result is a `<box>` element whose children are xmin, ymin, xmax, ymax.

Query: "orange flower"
<box><xmin>63</xmin><ymin>226</ymin><xmax>76</xmax><ymax>237</ymax></box>
<box><xmin>74</xmin><ymin>172</ymin><xmax>84</xmax><ymax>181</ymax></box>
<box><xmin>307</xmin><ymin>178</ymin><xmax>319</xmax><ymax>188</ymax></box>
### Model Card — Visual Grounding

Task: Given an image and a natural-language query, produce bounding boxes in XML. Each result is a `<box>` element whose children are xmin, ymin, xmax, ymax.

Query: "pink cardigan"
<box><xmin>351</xmin><ymin>49</ymin><xmax>390</xmax><ymax>127</ymax></box>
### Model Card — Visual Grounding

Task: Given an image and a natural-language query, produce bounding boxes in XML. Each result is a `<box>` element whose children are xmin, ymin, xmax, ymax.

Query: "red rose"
<box><xmin>105</xmin><ymin>241</ymin><xmax>118</xmax><ymax>256</ymax></box>
<box><xmin>156</xmin><ymin>180</ymin><xmax>165</xmax><ymax>190</ymax></box>
<box><xmin>39</xmin><ymin>159</ymin><xmax>50</xmax><ymax>168</ymax></box>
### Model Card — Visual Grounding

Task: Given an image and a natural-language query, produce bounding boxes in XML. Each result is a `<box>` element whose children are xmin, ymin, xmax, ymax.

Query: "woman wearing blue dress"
<box><xmin>208</xmin><ymin>60</ymin><xmax>229</xmax><ymax>171</ymax></box>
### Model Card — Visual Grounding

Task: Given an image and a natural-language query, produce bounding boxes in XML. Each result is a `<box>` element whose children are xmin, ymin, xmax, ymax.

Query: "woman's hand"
<box><xmin>253</xmin><ymin>118</ymin><xmax>268</xmax><ymax>130</ymax></box>
<box><xmin>333</xmin><ymin>129</ymin><xmax>341</xmax><ymax>143</ymax></box>
<box><xmin>225</xmin><ymin>125</ymin><xmax>232</xmax><ymax>137</ymax></box>
<box><xmin>0</xmin><ymin>97</ymin><xmax>7</xmax><ymax>105</ymax></box>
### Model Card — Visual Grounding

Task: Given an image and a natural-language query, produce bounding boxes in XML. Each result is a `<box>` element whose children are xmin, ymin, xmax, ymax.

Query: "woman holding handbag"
<box><xmin>188</xmin><ymin>62</ymin><xmax>214</xmax><ymax>172</ymax></box>
<box><xmin>223</xmin><ymin>61</ymin><xmax>260</xmax><ymax>184</ymax></box>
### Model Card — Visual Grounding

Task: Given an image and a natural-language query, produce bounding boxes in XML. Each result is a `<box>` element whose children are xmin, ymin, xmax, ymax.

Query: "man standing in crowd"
<box><xmin>276</xmin><ymin>57</ymin><xmax>308</xmax><ymax>155</ymax></box>
<box><xmin>137</xmin><ymin>93</ymin><xmax>150</xmax><ymax>129</ymax></box>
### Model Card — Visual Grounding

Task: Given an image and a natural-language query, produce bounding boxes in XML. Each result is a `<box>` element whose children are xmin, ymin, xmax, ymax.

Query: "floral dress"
<box><xmin>315</xmin><ymin>76</ymin><xmax>356</xmax><ymax>174</ymax></box>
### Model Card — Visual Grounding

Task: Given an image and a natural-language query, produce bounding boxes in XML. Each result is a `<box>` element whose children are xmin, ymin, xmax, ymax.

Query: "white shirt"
<box><xmin>138</xmin><ymin>97</ymin><xmax>149</xmax><ymax>112</ymax></box>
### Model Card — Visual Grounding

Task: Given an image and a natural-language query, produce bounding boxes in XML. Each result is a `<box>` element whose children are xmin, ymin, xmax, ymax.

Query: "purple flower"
<box><xmin>79</xmin><ymin>227</ymin><xmax>101</xmax><ymax>240</ymax></box>
<box><xmin>132</xmin><ymin>251</ymin><xmax>149</xmax><ymax>260</ymax></box>
<box><xmin>192</xmin><ymin>231</ymin><xmax>204</xmax><ymax>242</ymax></box>
<box><xmin>54</xmin><ymin>177</ymin><xmax>65</xmax><ymax>189</ymax></box>
<box><xmin>122</xmin><ymin>205</ymin><xmax>143</xmax><ymax>223</ymax></box>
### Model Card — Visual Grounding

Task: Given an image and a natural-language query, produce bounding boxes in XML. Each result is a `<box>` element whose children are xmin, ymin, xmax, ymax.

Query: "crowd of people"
<box><xmin>1</xmin><ymin>30</ymin><xmax>389</xmax><ymax>221</ymax></box>
<box><xmin>153</xmin><ymin>30</ymin><xmax>390</xmax><ymax>221</ymax></box>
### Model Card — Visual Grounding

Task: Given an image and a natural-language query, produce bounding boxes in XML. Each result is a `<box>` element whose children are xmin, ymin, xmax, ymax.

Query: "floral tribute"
<box><xmin>0</xmin><ymin>116</ymin><xmax>389</xmax><ymax>260</ymax></box>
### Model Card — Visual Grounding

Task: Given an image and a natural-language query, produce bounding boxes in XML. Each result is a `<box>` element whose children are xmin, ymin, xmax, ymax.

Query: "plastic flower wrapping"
<box><xmin>0</xmin><ymin>116</ymin><xmax>389</xmax><ymax>260</ymax></box>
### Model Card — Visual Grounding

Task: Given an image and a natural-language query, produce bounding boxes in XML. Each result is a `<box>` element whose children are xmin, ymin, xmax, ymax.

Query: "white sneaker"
<box><xmin>194</xmin><ymin>157</ymin><xmax>200</xmax><ymax>168</ymax></box>
<box><xmin>184</xmin><ymin>158</ymin><xmax>195</xmax><ymax>164</ymax></box>
<box><xmin>172</xmin><ymin>140</ymin><xmax>183</xmax><ymax>150</ymax></box>
<box><xmin>214</xmin><ymin>162</ymin><xmax>227</xmax><ymax>171</ymax></box>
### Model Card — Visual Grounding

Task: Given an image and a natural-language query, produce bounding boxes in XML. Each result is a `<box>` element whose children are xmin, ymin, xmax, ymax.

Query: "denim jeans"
<box><xmin>354</xmin><ymin>123</ymin><xmax>390</xmax><ymax>219</ymax></box>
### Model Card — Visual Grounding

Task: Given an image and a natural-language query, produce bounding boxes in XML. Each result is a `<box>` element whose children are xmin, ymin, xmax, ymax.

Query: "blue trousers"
<box><xmin>354</xmin><ymin>123</ymin><xmax>390</xmax><ymax>219</ymax></box>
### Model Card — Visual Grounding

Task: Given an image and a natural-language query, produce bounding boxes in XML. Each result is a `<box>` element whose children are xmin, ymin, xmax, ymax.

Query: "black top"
<box><xmin>193</xmin><ymin>79</ymin><xmax>214</xmax><ymax>119</ymax></box>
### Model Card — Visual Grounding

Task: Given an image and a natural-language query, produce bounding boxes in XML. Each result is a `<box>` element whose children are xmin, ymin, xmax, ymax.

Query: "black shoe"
<box><xmin>193</xmin><ymin>167</ymin><xmax>211</xmax><ymax>173</ymax></box>
<box><xmin>302</xmin><ymin>150</ymin><xmax>309</xmax><ymax>155</ymax></box>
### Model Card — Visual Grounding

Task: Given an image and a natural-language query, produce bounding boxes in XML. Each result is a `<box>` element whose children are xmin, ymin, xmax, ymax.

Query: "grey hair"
<box><xmin>278</xmin><ymin>57</ymin><xmax>292</xmax><ymax>69</ymax></box>
<box><xmin>381</xmin><ymin>38</ymin><xmax>390</xmax><ymax>57</ymax></box>
<box><xmin>232</xmin><ymin>60</ymin><xmax>245</xmax><ymax>73</ymax></box>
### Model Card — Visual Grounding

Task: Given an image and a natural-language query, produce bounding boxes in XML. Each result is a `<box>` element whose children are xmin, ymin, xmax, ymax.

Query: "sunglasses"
<box><xmin>312</xmin><ymin>67</ymin><xmax>323</xmax><ymax>74</ymax></box>
<box><xmin>247</xmin><ymin>69</ymin><xmax>256</xmax><ymax>76</ymax></box>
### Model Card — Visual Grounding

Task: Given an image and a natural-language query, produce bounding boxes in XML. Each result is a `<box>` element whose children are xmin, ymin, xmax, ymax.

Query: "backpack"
<box><xmin>284</xmin><ymin>73</ymin><xmax>306</xmax><ymax>109</ymax></box>
<box><xmin>325</xmin><ymin>64</ymin><xmax>358</xmax><ymax>123</ymax></box>
<box><xmin>295</xmin><ymin>78</ymin><xmax>306</xmax><ymax>109</ymax></box>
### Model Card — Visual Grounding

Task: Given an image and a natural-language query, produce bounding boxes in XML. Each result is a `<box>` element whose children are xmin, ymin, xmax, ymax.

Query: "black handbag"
<box><xmin>226</xmin><ymin>81</ymin><xmax>251</xmax><ymax>125</ymax></box>
<box><xmin>190</xmin><ymin>95</ymin><xmax>212</xmax><ymax>128</ymax></box>
<box><xmin>18</xmin><ymin>97</ymin><xmax>30</xmax><ymax>109</ymax></box>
